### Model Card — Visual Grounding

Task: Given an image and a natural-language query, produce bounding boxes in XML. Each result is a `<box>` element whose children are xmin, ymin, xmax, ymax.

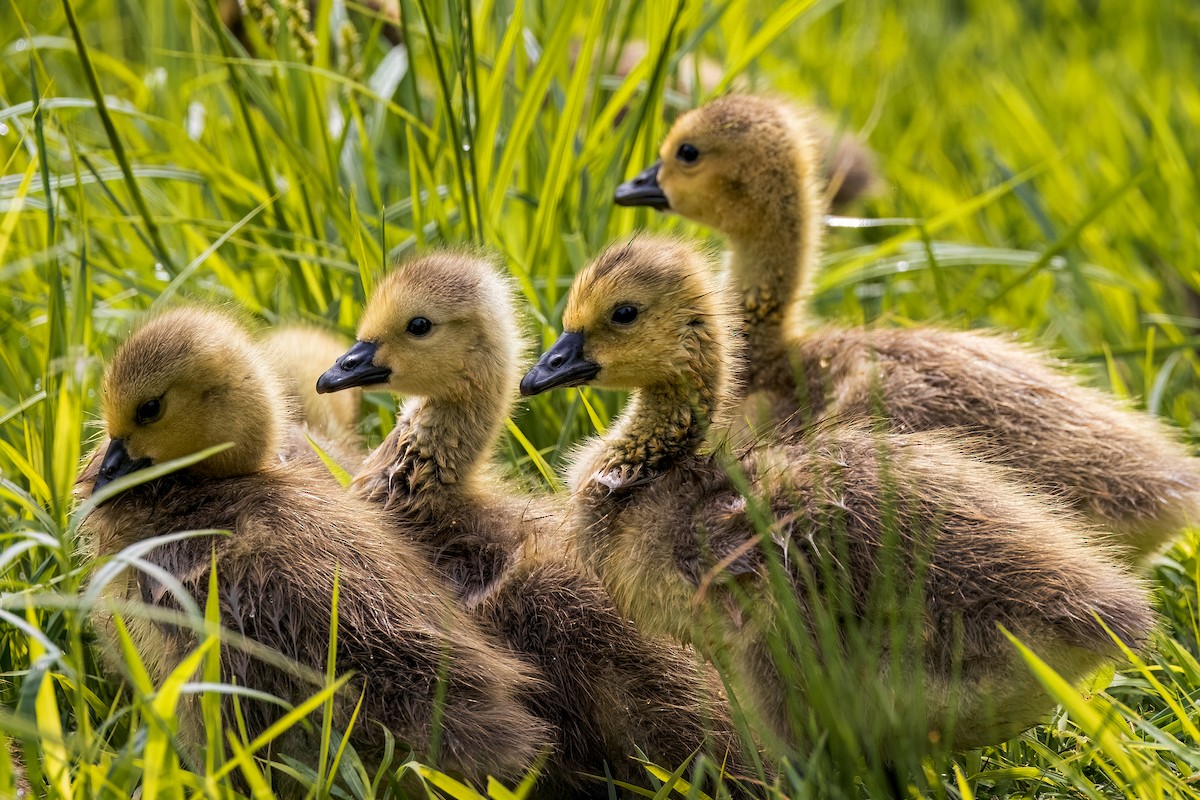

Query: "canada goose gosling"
<box><xmin>79</xmin><ymin>307</ymin><xmax>551</xmax><ymax>790</ymax></box>
<box><xmin>615</xmin><ymin>94</ymin><xmax>1200</xmax><ymax>565</ymax></box>
<box><xmin>521</xmin><ymin>236</ymin><xmax>1154</xmax><ymax>749</ymax></box>
<box><xmin>317</xmin><ymin>251</ymin><xmax>538</xmax><ymax>603</ymax></box>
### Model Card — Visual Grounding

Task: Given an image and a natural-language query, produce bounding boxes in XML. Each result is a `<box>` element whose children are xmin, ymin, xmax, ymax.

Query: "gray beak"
<box><xmin>93</xmin><ymin>438</ymin><xmax>152</xmax><ymax>493</ymax></box>
<box><xmin>316</xmin><ymin>340</ymin><xmax>391</xmax><ymax>393</ymax></box>
<box><xmin>614</xmin><ymin>162</ymin><xmax>669</xmax><ymax>210</ymax></box>
<box><xmin>520</xmin><ymin>332</ymin><xmax>600</xmax><ymax>396</ymax></box>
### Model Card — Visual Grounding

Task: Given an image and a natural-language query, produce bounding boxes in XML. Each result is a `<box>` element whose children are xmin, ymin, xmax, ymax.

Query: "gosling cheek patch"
<box><xmin>614</xmin><ymin>162</ymin><xmax>670</xmax><ymax>211</ymax></box>
<box><xmin>520</xmin><ymin>332</ymin><xmax>600</xmax><ymax>396</ymax></box>
<box><xmin>316</xmin><ymin>340</ymin><xmax>392</xmax><ymax>393</ymax></box>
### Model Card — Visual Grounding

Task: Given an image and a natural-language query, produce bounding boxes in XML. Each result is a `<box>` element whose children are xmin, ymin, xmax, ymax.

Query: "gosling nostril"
<box><xmin>342</xmin><ymin>357</ymin><xmax>358</xmax><ymax>371</ymax></box>
<box><xmin>548</xmin><ymin>352</ymin><xmax>566</xmax><ymax>369</ymax></box>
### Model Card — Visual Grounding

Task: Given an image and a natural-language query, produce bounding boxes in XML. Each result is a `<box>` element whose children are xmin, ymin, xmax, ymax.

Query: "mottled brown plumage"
<box><xmin>522</xmin><ymin>237</ymin><xmax>1154</xmax><ymax>749</ymax></box>
<box><xmin>78</xmin><ymin>307</ymin><xmax>551</xmax><ymax>792</ymax></box>
<box><xmin>616</xmin><ymin>94</ymin><xmax>1200</xmax><ymax>565</ymax></box>
<box><xmin>318</xmin><ymin>251</ymin><xmax>758</xmax><ymax>796</ymax></box>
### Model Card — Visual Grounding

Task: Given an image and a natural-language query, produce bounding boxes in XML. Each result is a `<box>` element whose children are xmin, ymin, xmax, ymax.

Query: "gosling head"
<box><xmin>614</xmin><ymin>95</ymin><xmax>814</xmax><ymax>238</ymax></box>
<box><xmin>317</xmin><ymin>250</ymin><xmax>523</xmax><ymax>402</ymax></box>
<box><xmin>95</xmin><ymin>307</ymin><xmax>284</xmax><ymax>492</ymax></box>
<box><xmin>520</xmin><ymin>236</ymin><xmax>727</xmax><ymax>396</ymax></box>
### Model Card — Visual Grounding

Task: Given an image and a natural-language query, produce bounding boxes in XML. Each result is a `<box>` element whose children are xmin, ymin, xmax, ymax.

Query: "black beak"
<box><xmin>520</xmin><ymin>332</ymin><xmax>600</xmax><ymax>397</ymax></box>
<box><xmin>316</xmin><ymin>341</ymin><xmax>392</xmax><ymax>393</ymax></box>
<box><xmin>93</xmin><ymin>438</ymin><xmax>152</xmax><ymax>494</ymax></box>
<box><xmin>614</xmin><ymin>161</ymin><xmax>669</xmax><ymax>210</ymax></box>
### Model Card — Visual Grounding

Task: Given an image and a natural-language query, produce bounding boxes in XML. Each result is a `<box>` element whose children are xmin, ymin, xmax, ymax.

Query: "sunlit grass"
<box><xmin>1</xmin><ymin>0</ymin><xmax>1198</xmax><ymax>796</ymax></box>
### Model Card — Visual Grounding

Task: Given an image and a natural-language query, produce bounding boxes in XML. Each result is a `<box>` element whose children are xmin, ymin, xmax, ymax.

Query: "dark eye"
<box><xmin>135</xmin><ymin>397</ymin><xmax>162</xmax><ymax>425</ymax></box>
<box><xmin>406</xmin><ymin>317</ymin><xmax>432</xmax><ymax>336</ymax></box>
<box><xmin>611</xmin><ymin>305</ymin><xmax>639</xmax><ymax>325</ymax></box>
<box><xmin>676</xmin><ymin>143</ymin><xmax>700</xmax><ymax>164</ymax></box>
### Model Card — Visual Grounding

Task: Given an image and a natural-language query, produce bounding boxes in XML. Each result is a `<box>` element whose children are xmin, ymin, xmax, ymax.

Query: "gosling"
<box><xmin>521</xmin><ymin>236</ymin><xmax>1154</xmax><ymax>750</ymax></box>
<box><xmin>614</xmin><ymin>94</ymin><xmax>1200</xmax><ymax>566</ymax></box>
<box><xmin>316</xmin><ymin>251</ymin><xmax>757</xmax><ymax>797</ymax></box>
<box><xmin>77</xmin><ymin>307</ymin><xmax>551</xmax><ymax>792</ymax></box>
<box><xmin>261</xmin><ymin>324</ymin><xmax>365</xmax><ymax>466</ymax></box>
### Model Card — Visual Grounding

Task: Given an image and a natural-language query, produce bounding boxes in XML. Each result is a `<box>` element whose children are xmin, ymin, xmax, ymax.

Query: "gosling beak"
<box><xmin>316</xmin><ymin>341</ymin><xmax>392</xmax><ymax>393</ymax></box>
<box><xmin>614</xmin><ymin>162</ymin><xmax>669</xmax><ymax>210</ymax></box>
<box><xmin>520</xmin><ymin>332</ymin><xmax>600</xmax><ymax>396</ymax></box>
<box><xmin>93</xmin><ymin>438</ymin><xmax>152</xmax><ymax>493</ymax></box>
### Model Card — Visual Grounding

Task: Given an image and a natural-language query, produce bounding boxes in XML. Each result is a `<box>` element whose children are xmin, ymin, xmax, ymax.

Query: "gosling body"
<box><xmin>79</xmin><ymin>308</ymin><xmax>550</xmax><ymax>790</ymax></box>
<box><xmin>615</xmin><ymin>94</ymin><xmax>1200</xmax><ymax>564</ymax></box>
<box><xmin>522</xmin><ymin>238</ymin><xmax>1154</xmax><ymax>748</ymax></box>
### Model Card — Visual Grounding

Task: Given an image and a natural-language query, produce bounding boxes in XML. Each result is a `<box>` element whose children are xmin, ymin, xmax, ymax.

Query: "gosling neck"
<box><xmin>595</xmin><ymin>326</ymin><xmax>727</xmax><ymax>484</ymax></box>
<box><xmin>726</xmin><ymin>158</ymin><xmax>824</xmax><ymax>374</ymax></box>
<box><xmin>355</xmin><ymin>363</ymin><xmax>513</xmax><ymax>509</ymax></box>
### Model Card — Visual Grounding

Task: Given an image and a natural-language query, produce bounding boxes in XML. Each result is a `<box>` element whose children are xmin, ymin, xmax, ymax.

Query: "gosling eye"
<box><xmin>406</xmin><ymin>317</ymin><xmax>433</xmax><ymax>337</ymax></box>
<box><xmin>611</xmin><ymin>305</ymin><xmax>639</xmax><ymax>325</ymax></box>
<box><xmin>135</xmin><ymin>397</ymin><xmax>163</xmax><ymax>425</ymax></box>
<box><xmin>676</xmin><ymin>143</ymin><xmax>700</xmax><ymax>164</ymax></box>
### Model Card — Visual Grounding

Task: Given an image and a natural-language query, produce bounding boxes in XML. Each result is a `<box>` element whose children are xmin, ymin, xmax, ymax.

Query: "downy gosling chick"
<box><xmin>316</xmin><ymin>252</ymin><xmax>755</xmax><ymax>797</ymax></box>
<box><xmin>77</xmin><ymin>307</ymin><xmax>550</xmax><ymax>790</ymax></box>
<box><xmin>262</xmin><ymin>324</ymin><xmax>365</xmax><ymax>466</ymax></box>
<box><xmin>521</xmin><ymin>237</ymin><xmax>1154</xmax><ymax>749</ymax></box>
<box><xmin>615</xmin><ymin>94</ymin><xmax>1200</xmax><ymax>566</ymax></box>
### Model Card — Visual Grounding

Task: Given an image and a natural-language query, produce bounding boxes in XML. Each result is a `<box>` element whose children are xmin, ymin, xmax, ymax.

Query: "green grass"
<box><xmin>2</xmin><ymin>0</ymin><xmax>1199</xmax><ymax>796</ymax></box>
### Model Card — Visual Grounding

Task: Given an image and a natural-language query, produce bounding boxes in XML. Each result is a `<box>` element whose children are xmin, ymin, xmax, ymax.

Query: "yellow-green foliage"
<box><xmin>1</xmin><ymin>0</ymin><xmax>1198</xmax><ymax>797</ymax></box>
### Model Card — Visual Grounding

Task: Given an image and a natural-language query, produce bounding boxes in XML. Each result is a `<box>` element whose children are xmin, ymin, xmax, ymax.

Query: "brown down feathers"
<box><xmin>549</xmin><ymin>236</ymin><xmax>1153</xmax><ymax>749</ymax></box>
<box><xmin>79</xmin><ymin>308</ymin><xmax>552</xmax><ymax>794</ymax></box>
<box><xmin>646</xmin><ymin>94</ymin><xmax>1200</xmax><ymax>565</ymax></box>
